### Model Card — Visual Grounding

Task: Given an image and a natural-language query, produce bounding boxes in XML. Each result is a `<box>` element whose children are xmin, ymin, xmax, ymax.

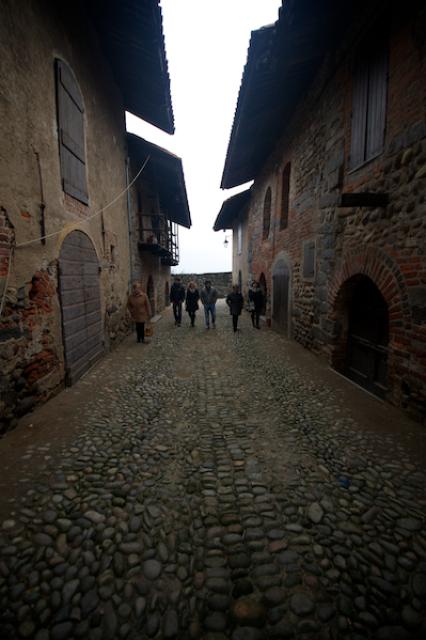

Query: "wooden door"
<box><xmin>345</xmin><ymin>278</ymin><xmax>388</xmax><ymax>397</ymax></box>
<box><xmin>59</xmin><ymin>231</ymin><xmax>103</xmax><ymax>385</ymax></box>
<box><xmin>272</xmin><ymin>261</ymin><xmax>289</xmax><ymax>334</ymax></box>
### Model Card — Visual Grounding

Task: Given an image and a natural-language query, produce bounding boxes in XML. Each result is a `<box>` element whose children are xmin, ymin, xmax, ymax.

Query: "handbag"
<box><xmin>145</xmin><ymin>323</ymin><xmax>154</xmax><ymax>337</ymax></box>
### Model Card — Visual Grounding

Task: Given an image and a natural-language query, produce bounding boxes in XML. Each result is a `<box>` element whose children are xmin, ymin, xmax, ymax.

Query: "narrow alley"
<box><xmin>1</xmin><ymin>303</ymin><xmax>425</xmax><ymax>640</ymax></box>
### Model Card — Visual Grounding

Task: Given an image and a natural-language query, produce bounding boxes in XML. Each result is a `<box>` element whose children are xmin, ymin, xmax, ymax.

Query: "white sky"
<box><xmin>126</xmin><ymin>0</ymin><xmax>281</xmax><ymax>274</ymax></box>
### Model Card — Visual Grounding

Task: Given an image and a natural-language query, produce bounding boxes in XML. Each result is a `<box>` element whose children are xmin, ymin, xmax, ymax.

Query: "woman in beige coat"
<box><xmin>127</xmin><ymin>282</ymin><xmax>152</xmax><ymax>343</ymax></box>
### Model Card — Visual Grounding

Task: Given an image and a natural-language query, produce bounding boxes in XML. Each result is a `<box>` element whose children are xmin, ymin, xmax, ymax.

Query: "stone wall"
<box><xmin>0</xmin><ymin>1</ymin><xmax>132</xmax><ymax>434</ymax></box>
<box><xmin>242</xmin><ymin>4</ymin><xmax>426</xmax><ymax>421</ymax></box>
<box><xmin>177</xmin><ymin>273</ymin><xmax>233</xmax><ymax>298</ymax></box>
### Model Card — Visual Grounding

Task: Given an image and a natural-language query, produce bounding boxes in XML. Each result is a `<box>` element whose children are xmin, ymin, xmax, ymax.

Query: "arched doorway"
<box><xmin>58</xmin><ymin>230</ymin><xmax>103</xmax><ymax>385</ymax></box>
<box><xmin>335</xmin><ymin>275</ymin><xmax>389</xmax><ymax>397</ymax></box>
<box><xmin>272</xmin><ymin>259</ymin><xmax>290</xmax><ymax>335</ymax></box>
<box><xmin>147</xmin><ymin>275</ymin><xmax>155</xmax><ymax>315</ymax></box>
<box><xmin>259</xmin><ymin>273</ymin><xmax>267</xmax><ymax>315</ymax></box>
<box><xmin>165</xmin><ymin>281</ymin><xmax>170</xmax><ymax>307</ymax></box>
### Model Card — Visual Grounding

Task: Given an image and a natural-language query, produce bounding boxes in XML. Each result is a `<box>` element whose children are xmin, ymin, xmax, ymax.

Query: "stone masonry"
<box><xmin>241</xmin><ymin>3</ymin><xmax>426</xmax><ymax>421</ymax></box>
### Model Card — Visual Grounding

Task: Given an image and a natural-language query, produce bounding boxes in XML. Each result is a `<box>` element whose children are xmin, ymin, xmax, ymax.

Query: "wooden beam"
<box><xmin>339</xmin><ymin>192</ymin><xmax>389</xmax><ymax>207</ymax></box>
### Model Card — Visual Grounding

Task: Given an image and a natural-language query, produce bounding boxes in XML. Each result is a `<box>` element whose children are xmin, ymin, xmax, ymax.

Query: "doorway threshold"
<box><xmin>328</xmin><ymin>367</ymin><xmax>385</xmax><ymax>404</ymax></box>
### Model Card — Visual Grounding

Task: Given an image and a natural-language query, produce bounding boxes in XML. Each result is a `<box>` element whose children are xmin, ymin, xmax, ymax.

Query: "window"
<box><xmin>262</xmin><ymin>187</ymin><xmax>272</xmax><ymax>240</ymax></box>
<box><xmin>350</xmin><ymin>38</ymin><xmax>388</xmax><ymax>169</ymax></box>
<box><xmin>280</xmin><ymin>163</ymin><xmax>291</xmax><ymax>230</ymax></box>
<box><xmin>237</xmin><ymin>222</ymin><xmax>243</xmax><ymax>255</ymax></box>
<box><xmin>303</xmin><ymin>240</ymin><xmax>316</xmax><ymax>279</ymax></box>
<box><xmin>55</xmin><ymin>59</ymin><xmax>88</xmax><ymax>204</ymax></box>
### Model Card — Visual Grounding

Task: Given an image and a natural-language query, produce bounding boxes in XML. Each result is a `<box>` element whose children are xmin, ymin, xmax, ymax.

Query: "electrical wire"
<box><xmin>15</xmin><ymin>155</ymin><xmax>150</xmax><ymax>249</ymax></box>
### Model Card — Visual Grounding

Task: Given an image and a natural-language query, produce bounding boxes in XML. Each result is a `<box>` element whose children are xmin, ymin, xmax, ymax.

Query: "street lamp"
<box><xmin>223</xmin><ymin>234</ymin><xmax>230</xmax><ymax>248</ymax></box>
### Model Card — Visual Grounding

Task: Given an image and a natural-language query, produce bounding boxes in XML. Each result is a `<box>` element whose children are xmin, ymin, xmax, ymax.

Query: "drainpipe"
<box><xmin>125</xmin><ymin>156</ymin><xmax>133</xmax><ymax>291</ymax></box>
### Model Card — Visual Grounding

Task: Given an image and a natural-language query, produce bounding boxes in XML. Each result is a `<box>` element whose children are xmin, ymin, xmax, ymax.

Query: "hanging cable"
<box><xmin>15</xmin><ymin>155</ymin><xmax>150</xmax><ymax>249</ymax></box>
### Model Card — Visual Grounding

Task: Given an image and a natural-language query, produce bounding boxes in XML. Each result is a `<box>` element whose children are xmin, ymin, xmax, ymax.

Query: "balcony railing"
<box><xmin>138</xmin><ymin>213</ymin><xmax>179</xmax><ymax>266</ymax></box>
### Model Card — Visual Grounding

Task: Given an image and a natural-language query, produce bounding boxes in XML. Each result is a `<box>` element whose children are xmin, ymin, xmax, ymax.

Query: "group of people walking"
<box><xmin>169</xmin><ymin>277</ymin><xmax>218</xmax><ymax>329</ymax></box>
<box><xmin>127</xmin><ymin>277</ymin><xmax>265</xmax><ymax>342</ymax></box>
<box><xmin>170</xmin><ymin>276</ymin><xmax>265</xmax><ymax>333</ymax></box>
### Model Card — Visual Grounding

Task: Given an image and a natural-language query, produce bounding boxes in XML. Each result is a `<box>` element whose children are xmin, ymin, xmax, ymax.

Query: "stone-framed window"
<box><xmin>262</xmin><ymin>187</ymin><xmax>272</xmax><ymax>240</ymax></box>
<box><xmin>280</xmin><ymin>163</ymin><xmax>291</xmax><ymax>230</ymax></box>
<box><xmin>302</xmin><ymin>239</ymin><xmax>316</xmax><ymax>279</ymax></box>
<box><xmin>55</xmin><ymin>59</ymin><xmax>88</xmax><ymax>204</ymax></box>
<box><xmin>350</xmin><ymin>36</ymin><xmax>388</xmax><ymax>170</ymax></box>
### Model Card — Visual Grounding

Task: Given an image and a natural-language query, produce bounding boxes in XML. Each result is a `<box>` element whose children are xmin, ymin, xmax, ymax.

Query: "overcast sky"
<box><xmin>126</xmin><ymin>0</ymin><xmax>281</xmax><ymax>274</ymax></box>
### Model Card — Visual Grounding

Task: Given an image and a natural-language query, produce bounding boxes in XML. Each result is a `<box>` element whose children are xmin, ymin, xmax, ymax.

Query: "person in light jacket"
<box><xmin>127</xmin><ymin>282</ymin><xmax>152</xmax><ymax>343</ymax></box>
<box><xmin>200</xmin><ymin>280</ymin><xmax>218</xmax><ymax>329</ymax></box>
<box><xmin>185</xmin><ymin>281</ymin><xmax>200</xmax><ymax>327</ymax></box>
<box><xmin>226</xmin><ymin>285</ymin><xmax>244</xmax><ymax>332</ymax></box>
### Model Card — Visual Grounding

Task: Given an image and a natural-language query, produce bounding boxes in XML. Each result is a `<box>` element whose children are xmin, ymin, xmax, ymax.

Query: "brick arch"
<box><xmin>329</xmin><ymin>246</ymin><xmax>411</xmax><ymax>331</ymax></box>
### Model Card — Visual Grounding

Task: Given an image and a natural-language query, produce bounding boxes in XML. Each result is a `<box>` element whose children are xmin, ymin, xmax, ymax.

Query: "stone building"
<box><xmin>215</xmin><ymin>0</ymin><xmax>426</xmax><ymax>421</ymax></box>
<box><xmin>0</xmin><ymin>0</ymin><xmax>185</xmax><ymax>433</ymax></box>
<box><xmin>127</xmin><ymin>135</ymin><xmax>191</xmax><ymax>316</ymax></box>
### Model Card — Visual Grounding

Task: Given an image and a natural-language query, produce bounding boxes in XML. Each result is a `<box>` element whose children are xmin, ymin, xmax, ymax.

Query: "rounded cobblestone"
<box><xmin>0</xmin><ymin>303</ymin><xmax>425</xmax><ymax>639</ymax></box>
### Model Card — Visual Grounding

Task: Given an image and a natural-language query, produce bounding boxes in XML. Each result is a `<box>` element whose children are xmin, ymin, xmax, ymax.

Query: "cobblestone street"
<box><xmin>1</xmin><ymin>301</ymin><xmax>426</xmax><ymax>640</ymax></box>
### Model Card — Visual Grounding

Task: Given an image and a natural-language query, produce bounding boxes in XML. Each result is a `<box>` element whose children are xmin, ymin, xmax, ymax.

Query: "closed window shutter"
<box><xmin>366</xmin><ymin>45</ymin><xmax>388</xmax><ymax>159</ymax></box>
<box><xmin>263</xmin><ymin>187</ymin><xmax>272</xmax><ymax>239</ymax></box>
<box><xmin>350</xmin><ymin>59</ymin><xmax>368</xmax><ymax>169</ymax></box>
<box><xmin>280</xmin><ymin>163</ymin><xmax>291</xmax><ymax>230</ymax></box>
<box><xmin>56</xmin><ymin>59</ymin><xmax>88</xmax><ymax>204</ymax></box>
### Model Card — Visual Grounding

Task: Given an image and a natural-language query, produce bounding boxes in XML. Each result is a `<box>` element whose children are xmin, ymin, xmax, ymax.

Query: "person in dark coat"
<box><xmin>248</xmin><ymin>280</ymin><xmax>264</xmax><ymax>329</ymax></box>
<box><xmin>185</xmin><ymin>281</ymin><xmax>200</xmax><ymax>327</ymax></box>
<box><xmin>226</xmin><ymin>285</ymin><xmax>244</xmax><ymax>332</ymax></box>
<box><xmin>169</xmin><ymin>276</ymin><xmax>186</xmax><ymax>326</ymax></box>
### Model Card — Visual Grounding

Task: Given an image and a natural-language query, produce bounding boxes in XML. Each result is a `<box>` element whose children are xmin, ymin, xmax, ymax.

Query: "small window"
<box><xmin>280</xmin><ymin>163</ymin><xmax>291</xmax><ymax>230</ymax></box>
<box><xmin>237</xmin><ymin>222</ymin><xmax>243</xmax><ymax>255</ymax></box>
<box><xmin>56</xmin><ymin>59</ymin><xmax>88</xmax><ymax>204</ymax></box>
<box><xmin>350</xmin><ymin>37</ymin><xmax>388</xmax><ymax>169</ymax></box>
<box><xmin>303</xmin><ymin>240</ymin><xmax>316</xmax><ymax>279</ymax></box>
<box><xmin>262</xmin><ymin>187</ymin><xmax>272</xmax><ymax>240</ymax></box>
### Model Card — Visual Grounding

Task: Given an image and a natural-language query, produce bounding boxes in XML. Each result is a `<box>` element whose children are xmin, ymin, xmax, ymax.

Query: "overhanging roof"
<box><xmin>127</xmin><ymin>133</ymin><xmax>191</xmax><ymax>228</ymax></box>
<box><xmin>221</xmin><ymin>0</ymin><xmax>354</xmax><ymax>189</ymax></box>
<box><xmin>214</xmin><ymin>188</ymin><xmax>251</xmax><ymax>231</ymax></box>
<box><xmin>88</xmin><ymin>0</ymin><xmax>174</xmax><ymax>134</ymax></box>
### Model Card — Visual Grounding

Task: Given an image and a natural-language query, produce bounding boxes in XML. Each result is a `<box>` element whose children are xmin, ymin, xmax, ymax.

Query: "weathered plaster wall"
<box><xmin>0</xmin><ymin>1</ymin><xmax>131</xmax><ymax>433</ymax></box>
<box><xmin>245</xmin><ymin>4</ymin><xmax>426</xmax><ymax>420</ymax></box>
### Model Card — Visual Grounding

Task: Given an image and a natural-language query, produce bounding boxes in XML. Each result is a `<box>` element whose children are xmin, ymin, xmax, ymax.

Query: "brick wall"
<box><xmin>244</xmin><ymin>4</ymin><xmax>426</xmax><ymax>421</ymax></box>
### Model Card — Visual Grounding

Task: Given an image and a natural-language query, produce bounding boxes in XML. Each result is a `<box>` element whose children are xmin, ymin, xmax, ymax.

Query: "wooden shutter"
<box><xmin>366</xmin><ymin>45</ymin><xmax>388</xmax><ymax>160</ymax></box>
<box><xmin>56</xmin><ymin>59</ymin><xmax>88</xmax><ymax>204</ymax></box>
<box><xmin>263</xmin><ymin>187</ymin><xmax>272</xmax><ymax>239</ymax></box>
<box><xmin>280</xmin><ymin>163</ymin><xmax>291</xmax><ymax>230</ymax></box>
<box><xmin>350</xmin><ymin>58</ymin><xmax>368</xmax><ymax>169</ymax></box>
<box><xmin>303</xmin><ymin>240</ymin><xmax>316</xmax><ymax>279</ymax></box>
